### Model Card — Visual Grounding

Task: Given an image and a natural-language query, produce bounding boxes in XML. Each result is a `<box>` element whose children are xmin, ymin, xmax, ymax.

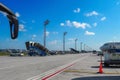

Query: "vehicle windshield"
<box><xmin>0</xmin><ymin>0</ymin><xmax>120</xmax><ymax>80</ymax></box>
<box><xmin>11</xmin><ymin>49</ymin><xmax>19</xmax><ymax>53</ymax></box>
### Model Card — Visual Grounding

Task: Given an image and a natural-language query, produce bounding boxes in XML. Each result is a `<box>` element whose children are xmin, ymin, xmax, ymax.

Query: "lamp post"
<box><xmin>84</xmin><ymin>44</ymin><xmax>85</xmax><ymax>51</ymax></box>
<box><xmin>80</xmin><ymin>42</ymin><xmax>82</xmax><ymax>52</ymax></box>
<box><xmin>44</xmin><ymin>19</ymin><xmax>49</xmax><ymax>48</ymax></box>
<box><xmin>75</xmin><ymin>39</ymin><xmax>78</xmax><ymax>50</ymax></box>
<box><xmin>63</xmin><ymin>32</ymin><xmax>67</xmax><ymax>53</ymax></box>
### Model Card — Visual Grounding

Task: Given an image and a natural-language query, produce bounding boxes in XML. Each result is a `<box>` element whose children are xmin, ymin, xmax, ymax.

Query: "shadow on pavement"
<box><xmin>71</xmin><ymin>76</ymin><xmax>120</xmax><ymax>80</ymax></box>
<box><xmin>91</xmin><ymin>65</ymin><xmax>120</xmax><ymax>69</ymax></box>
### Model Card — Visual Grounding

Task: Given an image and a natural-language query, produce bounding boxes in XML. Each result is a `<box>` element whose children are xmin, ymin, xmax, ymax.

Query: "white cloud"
<box><xmin>85</xmin><ymin>31</ymin><xmax>95</xmax><ymax>36</ymax></box>
<box><xmin>32</xmin><ymin>34</ymin><xmax>37</xmax><ymax>40</ymax></box>
<box><xmin>93</xmin><ymin>22</ymin><xmax>97</xmax><ymax>27</ymax></box>
<box><xmin>73</xmin><ymin>8</ymin><xmax>80</xmax><ymax>13</ymax></box>
<box><xmin>72</xmin><ymin>21</ymin><xmax>90</xmax><ymax>29</ymax></box>
<box><xmin>49</xmin><ymin>40</ymin><xmax>58</xmax><ymax>45</ymax></box>
<box><xmin>46</xmin><ymin>31</ymin><xmax>50</xmax><ymax>36</ymax></box>
<box><xmin>32</xmin><ymin>34</ymin><xmax>37</xmax><ymax>38</ymax></box>
<box><xmin>101</xmin><ymin>17</ymin><xmax>106</xmax><ymax>21</ymax></box>
<box><xmin>19</xmin><ymin>24</ymin><xmax>26</xmax><ymax>32</ymax></box>
<box><xmin>85</xmin><ymin>11</ymin><xmax>99</xmax><ymax>17</ymax></box>
<box><xmin>66</xmin><ymin>20</ymin><xmax>72</xmax><ymax>27</ymax></box>
<box><xmin>67</xmin><ymin>38</ymin><xmax>75</xmax><ymax>45</ymax></box>
<box><xmin>60</xmin><ymin>23</ymin><xmax>65</xmax><ymax>26</ymax></box>
<box><xmin>68</xmin><ymin>38</ymin><xmax>75</xmax><ymax>41</ymax></box>
<box><xmin>60</xmin><ymin>20</ymin><xmax>90</xmax><ymax>29</ymax></box>
<box><xmin>15</xmin><ymin>12</ymin><xmax>20</xmax><ymax>17</ymax></box>
<box><xmin>53</xmin><ymin>32</ymin><xmax>58</xmax><ymax>34</ymax></box>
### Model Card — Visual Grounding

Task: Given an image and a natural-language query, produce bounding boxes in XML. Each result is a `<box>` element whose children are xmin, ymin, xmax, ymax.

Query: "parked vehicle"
<box><xmin>100</xmin><ymin>42</ymin><xmax>120</xmax><ymax>67</ymax></box>
<box><xmin>92</xmin><ymin>50</ymin><xmax>97</xmax><ymax>54</ymax></box>
<box><xmin>97</xmin><ymin>51</ymin><xmax>103</xmax><ymax>56</ymax></box>
<box><xmin>9</xmin><ymin>49</ymin><xmax>24</xmax><ymax>56</ymax></box>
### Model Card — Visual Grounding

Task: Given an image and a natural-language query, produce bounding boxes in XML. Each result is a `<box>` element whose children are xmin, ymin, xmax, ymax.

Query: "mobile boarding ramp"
<box><xmin>0</xmin><ymin>3</ymin><xmax>19</xmax><ymax>39</ymax></box>
<box><xmin>25</xmin><ymin>41</ymin><xmax>50</xmax><ymax>56</ymax></box>
<box><xmin>70</xmin><ymin>48</ymin><xmax>79</xmax><ymax>53</ymax></box>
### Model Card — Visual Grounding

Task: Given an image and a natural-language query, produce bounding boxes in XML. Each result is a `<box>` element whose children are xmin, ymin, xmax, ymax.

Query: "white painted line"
<box><xmin>0</xmin><ymin>66</ymin><xmax>15</xmax><ymax>70</ymax></box>
<box><xmin>26</xmin><ymin>56</ymin><xmax>88</xmax><ymax>80</ymax></box>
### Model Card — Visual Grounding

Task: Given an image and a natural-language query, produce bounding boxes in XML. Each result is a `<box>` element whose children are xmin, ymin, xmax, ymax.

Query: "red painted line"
<box><xmin>41</xmin><ymin>63</ymin><xmax>76</xmax><ymax>80</ymax></box>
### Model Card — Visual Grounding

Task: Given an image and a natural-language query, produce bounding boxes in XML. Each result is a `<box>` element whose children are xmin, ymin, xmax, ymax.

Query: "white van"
<box><xmin>100</xmin><ymin>42</ymin><xmax>120</xmax><ymax>67</ymax></box>
<box><xmin>9</xmin><ymin>49</ymin><xmax>24</xmax><ymax>56</ymax></box>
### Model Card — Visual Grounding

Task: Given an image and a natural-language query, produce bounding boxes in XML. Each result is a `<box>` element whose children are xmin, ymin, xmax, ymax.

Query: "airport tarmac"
<box><xmin>0</xmin><ymin>53</ymin><xmax>120</xmax><ymax>80</ymax></box>
<box><xmin>0</xmin><ymin>54</ymin><xmax>86</xmax><ymax>80</ymax></box>
<box><xmin>50</xmin><ymin>54</ymin><xmax>120</xmax><ymax>80</ymax></box>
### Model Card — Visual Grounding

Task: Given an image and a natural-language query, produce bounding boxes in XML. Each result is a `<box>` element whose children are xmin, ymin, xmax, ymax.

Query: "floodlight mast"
<box><xmin>63</xmin><ymin>32</ymin><xmax>67</xmax><ymax>53</ymax></box>
<box><xmin>44</xmin><ymin>19</ymin><xmax>49</xmax><ymax>47</ymax></box>
<box><xmin>75</xmin><ymin>39</ymin><xmax>78</xmax><ymax>50</ymax></box>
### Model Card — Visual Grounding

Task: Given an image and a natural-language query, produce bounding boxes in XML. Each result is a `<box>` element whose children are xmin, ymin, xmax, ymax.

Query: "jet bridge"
<box><xmin>70</xmin><ymin>48</ymin><xmax>79</xmax><ymax>53</ymax></box>
<box><xmin>0</xmin><ymin>3</ymin><xmax>19</xmax><ymax>39</ymax></box>
<box><xmin>25</xmin><ymin>41</ymin><xmax>50</xmax><ymax>56</ymax></box>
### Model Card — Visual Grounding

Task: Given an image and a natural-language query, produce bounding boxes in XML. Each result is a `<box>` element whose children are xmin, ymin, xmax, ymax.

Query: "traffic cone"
<box><xmin>98</xmin><ymin>62</ymin><xmax>103</xmax><ymax>74</ymax></box>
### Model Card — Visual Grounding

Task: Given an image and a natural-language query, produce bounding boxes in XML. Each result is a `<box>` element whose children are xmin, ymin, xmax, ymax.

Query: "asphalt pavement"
<box><xmin>0</xmin><ymin>53</ymin><xmax>120</xmax><ymax>80</ymax></box>
<box><xmin>0</xmin><ymin>54</ymin><xmax>85</xmax><ymax>80</ymax></box>
<box><xmin>51</xmin><ymin>54</ymin><xmax>120</xmax><ymax>80</ymax></box>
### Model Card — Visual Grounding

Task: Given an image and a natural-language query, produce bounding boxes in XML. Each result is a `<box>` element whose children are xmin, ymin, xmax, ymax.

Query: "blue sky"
<box><xmin>0</xmin><ymin>0</ymin><xmax>120</xmax><ymax>51</ymax></box>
